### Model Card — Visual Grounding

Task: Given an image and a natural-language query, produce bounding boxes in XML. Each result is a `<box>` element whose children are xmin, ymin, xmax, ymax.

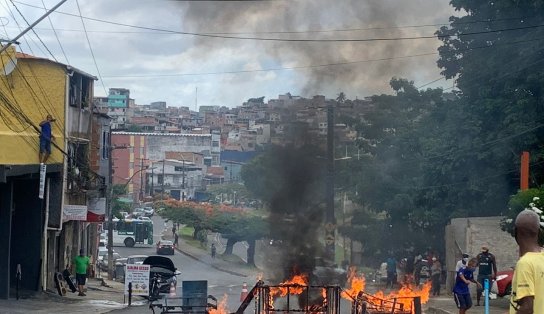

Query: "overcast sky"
<box><xmin>0</xmin><ymin>0</ymin><xmax>455</xmax><ymax>108</ymax></box>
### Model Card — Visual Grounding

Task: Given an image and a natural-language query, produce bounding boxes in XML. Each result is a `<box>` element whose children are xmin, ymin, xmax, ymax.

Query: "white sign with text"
<box><xmin>124</xmin><ymin>264</ymin><xmax>150</xmax><ymax>296</ymax></box>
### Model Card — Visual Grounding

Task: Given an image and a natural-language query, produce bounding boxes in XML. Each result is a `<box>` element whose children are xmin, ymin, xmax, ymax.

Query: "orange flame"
<box><xmin>341</xmin><ymin>267</ymin><xmax>367</xmax><ymax>299</ymax></box>
<box><xmin>270</xmin><ymin>274</ymin><xmax>308</xmax><ymax>297</ymax></box>
<box><xmin>340</xmin><ymin>268</ymin><xmax>431</xmax><ymax>313</ymax></box>
<box><xmin>208</xmin><ymin>294</ymin><xmax>229</xmax><ymax>314</ymax></box>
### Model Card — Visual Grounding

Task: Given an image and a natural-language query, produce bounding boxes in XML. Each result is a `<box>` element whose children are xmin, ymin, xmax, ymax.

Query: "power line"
<box><xmin>101</xmin><ymin>36</ymin><xmax>544</xmax><ymax>78</ymax></box>
<box><xmin>12</xmin><ymin>1</ymin><xmax>543</xmax><ymax>36</ymax></box>
<box><xmin>10</xmin><ymin>0</ymin><xmax>544</xmax><ymax>43</ymax></box>
<box><xmin>41</xmin><ymin>0</ymin><xmax>69</xmax><ymax>64</ymax></box>
<box><xmin>8</xmin><ymin>0</ymin><xmax>57</xmax><ymax>62</ymax></box>
<box><xmin>74</xmin><ymin>0</ymin><xmax>106</xmax><ymax>95</ymax></box>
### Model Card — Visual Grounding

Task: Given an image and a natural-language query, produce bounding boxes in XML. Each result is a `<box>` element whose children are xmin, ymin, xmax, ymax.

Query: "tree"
<box><xmin>336</xmin><ymin>92</ymin><xmax>346</xmax><ymax>104</ymax></box>
<box><xmin>159</xmin><ymin>199</ymin><xmax>268</xmax><ymax>265</ymax></box>
<box><xmin>435</xmin><ymin>0</ymin><xmax>544</xmax><ymax>217</ymax></box>
<box><xmin>501</xmin><ymin>188</ymin><xmax>544</xmax><ymax>246</ymax></box>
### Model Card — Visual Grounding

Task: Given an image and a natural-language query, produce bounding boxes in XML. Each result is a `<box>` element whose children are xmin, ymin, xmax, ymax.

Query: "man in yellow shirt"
<box><xmin>510</xmin><ymin>209</ymin><xmax>544</xmax><ymax>314</ymax></box>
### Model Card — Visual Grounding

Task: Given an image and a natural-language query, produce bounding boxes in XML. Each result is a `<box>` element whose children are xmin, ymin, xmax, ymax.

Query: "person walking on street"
<box><xmin>509</xmin><ymin>209</ymin><xmax>544</xmax><ymax>314</ymax></box>
<box><xmin>172</xmin><ymin>224</ymin><xmax>177</xmax><ymax>237</ymax></box>
<box><xmin>476</xmin><ymin>245</ymin><xmax>497</xmax><ymax>306</ymax></box>
<box><xmin>453</xmin><ymin>258</ymin><xmax>481</xmax><ymax>314</ymax></box>
<box><xmin>211</xmin><ymin>243</ymin><xmax>216</xmax><ymax>259</ymax></box>
<box><xmin>174</xmin><ymin>232</ymin><xmax>179</xmax><ymax>248</ymax></box>
<box><xmin>431</xmin><ymin>257</ymin><xmax>442</xmax><ymax>296</ymax></box>
<box><xmin>72</xmin><ymin>249</ymin><xmax>90</xmax><ymax>296</ymax></box>
<box><xmin>39</xmin><ymin>114</ymin><xmax>55</xmax><ymax>164</ymax></box>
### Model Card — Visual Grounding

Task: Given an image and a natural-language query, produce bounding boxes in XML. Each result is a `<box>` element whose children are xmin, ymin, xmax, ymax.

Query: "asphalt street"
<box><xmin>106</xmin><ymin>215</ymin><xmax>255</xmax><ymax>314</ymax></box>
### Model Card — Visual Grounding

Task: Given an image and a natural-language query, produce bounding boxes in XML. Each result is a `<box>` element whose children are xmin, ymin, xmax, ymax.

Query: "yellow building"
<box><xmin>0</xmin><ymin>47</ymin><xmax>98</xmax><ymax>298</ymax></box>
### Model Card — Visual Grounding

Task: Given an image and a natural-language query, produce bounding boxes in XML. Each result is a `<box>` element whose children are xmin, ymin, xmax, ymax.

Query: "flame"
<box><xmin>208</xmin><ymin>294</ymin><xmax>229</xmax><ymax>314</ymax></box>
<box><xmin>270</xmin><ymin>274</ymin><xmax>309</xmax><ymax>297</ymax></box>
<box><xmin>341</xmin><ymin>267</ymin><xmax>367</xmax><ymax>299</ymax></box>
<box><xmin>340</xmin><ymin>268</ymin><xmax>431</xmax><ymax>313</ymax></box>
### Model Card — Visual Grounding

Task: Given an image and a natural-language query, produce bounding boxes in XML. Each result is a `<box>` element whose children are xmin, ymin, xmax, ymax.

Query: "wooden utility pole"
<box><xmin>521</xmin><ymin>151</ymin><xmax>529</xmax><ymax>190</ymax></box>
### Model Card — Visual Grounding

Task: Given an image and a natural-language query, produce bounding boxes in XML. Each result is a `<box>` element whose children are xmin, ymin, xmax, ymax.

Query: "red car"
<box><xmin>493</xmin><ymin>268</ymin><xmax>514</xmax><ymax>297</ymax></box>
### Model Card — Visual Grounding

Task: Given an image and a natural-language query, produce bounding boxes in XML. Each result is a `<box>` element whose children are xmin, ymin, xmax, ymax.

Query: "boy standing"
<box><xmin>453</xmin><ymin>258</ymin><xmax>482</xmax><ymax>314</ymax></box>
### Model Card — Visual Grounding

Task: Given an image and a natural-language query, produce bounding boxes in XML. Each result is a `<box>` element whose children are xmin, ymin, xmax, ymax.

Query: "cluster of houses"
<box><xmin>0</xmin><ymin>47</ymin><xmax>371</xmax><ymax>299</ymax></box>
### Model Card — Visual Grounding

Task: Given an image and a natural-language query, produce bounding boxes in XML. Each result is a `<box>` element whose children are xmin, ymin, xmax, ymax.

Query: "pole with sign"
<box><xmin>124</xmin><ymin>264</ymin><xmax>150</xmax><ymax>299</ymax></box>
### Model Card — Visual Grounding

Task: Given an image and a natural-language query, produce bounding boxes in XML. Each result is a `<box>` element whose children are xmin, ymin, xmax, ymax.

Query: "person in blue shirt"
<box><xmin>39</xmin><ymin>114</ymin><xmax>55</xmax><ymax>164</ymax></box>
<box><xmin>453</xmin><ymin>258</ymin><xmax>481</xmax><ymax>314</ymax></box>
<box><xmin>386</xmin><ymin>255</ymin><xmax>397</xmax><ymax>289</ymax></box>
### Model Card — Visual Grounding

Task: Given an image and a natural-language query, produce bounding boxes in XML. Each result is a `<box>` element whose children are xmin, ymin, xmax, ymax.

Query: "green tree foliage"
<box><xmin>501</xmin><ymin>188</ymin><xmax>544</xmax><ymax>245</ymax></box>
<box><xmin>159</xmin><ymin>200</ymin><xmax>267</xmax><ymax>265</ymax></box>
<box><xmin>435</xmin><ymin>0</ymin><xmax>544</xmax><ymax>213</ymax></box>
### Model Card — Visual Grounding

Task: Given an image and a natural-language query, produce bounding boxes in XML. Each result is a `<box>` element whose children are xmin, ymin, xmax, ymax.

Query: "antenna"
<box><xmin>195</xmin><ymin>87</ymin><xmax>198</xmax><ymax>112</ymax></box>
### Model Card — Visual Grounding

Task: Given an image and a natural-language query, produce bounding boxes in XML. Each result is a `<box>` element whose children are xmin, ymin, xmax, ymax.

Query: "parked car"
<box><xmin>492</xmin><ymin>268</ymin><xmax>514</xmax><ymax>297</ymax></box>
<box><xmin>99</xmin><ymin>252</ymin><xmax>122</xmax><ymax>271</ymax></box>
<box><xmin>143</xmin><ymin>207</ymin><xmax>154</xmax><ymax>217</ymax></box>
<box><xmin>132</xmin><ymin>208</ymin><xmax>145</xmax><ymax>218</ymax></box>
<box><xmin>97</xmin><ymin>246</ymin><xmax>108</xmax><ymax>261</ymax></box>
<box><xmin>126</xmin><ymin>255</ymin><xmax>149</xmax><ymax>265</ymax></box>
<box><xmin>136</xmin><ymin>216</ymin><xmax>151</xmax><ymax>222</ymax></box>
<box><xmin>156</xmin><ymin>240</ymin><xmax>175</xmax><ymax>255</ymax></box>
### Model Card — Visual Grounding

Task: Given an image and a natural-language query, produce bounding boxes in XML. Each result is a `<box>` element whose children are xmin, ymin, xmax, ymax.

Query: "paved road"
<box><xmin>107</xmin><ymin>215</ymin><xmax>253</xmax><ymax>314</ymax></box>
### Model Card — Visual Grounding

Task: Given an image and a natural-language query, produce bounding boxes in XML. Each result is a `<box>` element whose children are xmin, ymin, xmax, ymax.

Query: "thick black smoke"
<box><xmin>175</xmin><ymin>0</ymin><xmax>452</xmax><ymax>96</ymax></box>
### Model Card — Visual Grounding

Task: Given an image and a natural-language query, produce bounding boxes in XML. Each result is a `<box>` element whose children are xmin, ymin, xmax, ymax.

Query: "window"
<box><xmin>157</xmin><ymin>174</ymin><xmax>164</xmax><ymax>184</ymax></box>
<box><xmin>212</xmin><ymin>141</ymin><xmax>219</xmax><ymax>147</ymax></box>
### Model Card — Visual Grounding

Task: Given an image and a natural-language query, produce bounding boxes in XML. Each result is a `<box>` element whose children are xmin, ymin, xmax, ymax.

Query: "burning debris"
<box><xmin>231</xmin><ymin>269</ymin><xmax>429</xmax><ymax>314</ymax></box>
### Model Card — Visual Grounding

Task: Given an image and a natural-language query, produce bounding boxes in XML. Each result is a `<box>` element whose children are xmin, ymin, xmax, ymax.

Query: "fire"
<box><xmin>340</xmin><ymin>268</ymin><xmax>431</xmax><ymax>313</ymax></box>
<box><xmin>341</xmin><ymin>267</ymin><xmax>366</xmax><ymax>299</ymax></box>
<box><xmin>269</xmin><ymin>274</ymin><xmax>309</xmax><ymax>297</ymax></box>
<box><xmin>208</xmin><ymin>294</ymin><xmax>229</xmax><ymax>314</ymax></box>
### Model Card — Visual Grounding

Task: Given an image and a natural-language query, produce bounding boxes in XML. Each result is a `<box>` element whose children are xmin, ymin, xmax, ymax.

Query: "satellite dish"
<box><xmin>0</xmin><ymin>45</ymin><xmax>17</xmax><ymax>75</ymax></box>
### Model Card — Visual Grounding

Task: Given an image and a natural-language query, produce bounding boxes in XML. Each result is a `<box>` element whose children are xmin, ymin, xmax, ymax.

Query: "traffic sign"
<box><xmin>325</xmin><ymin>234</ymin><xmax>335</xmax><ymax>245</ymax></box>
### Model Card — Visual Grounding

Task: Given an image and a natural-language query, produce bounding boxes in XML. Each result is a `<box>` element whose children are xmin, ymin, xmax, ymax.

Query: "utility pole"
<box><xmin>325</xmin><ymin>103</ymin><xmax>336</xmax><ymax>263</ymax></box>
<box><xmin>161</xmin><ymin>159</ymin><xmax>165</xmax><ymax>200</ymax></box>
<box><xmin>182</xmin><ymin>159</ymin><xmax>186</xmax><ymax>201</ymax></box>
<box><xmin>106</xmin><ymin>140</ymin><xmax>114</xmax><ymax>280</ymax></box>
<box><xmin>139</xmin><ymin>158</ymin><xmax>144</xmax><ymax>201</ymax></box>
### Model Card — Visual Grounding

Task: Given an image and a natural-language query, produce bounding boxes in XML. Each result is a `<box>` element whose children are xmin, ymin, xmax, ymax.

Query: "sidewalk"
<box><xmin>426</xmin><ymin>294</ymin><xmax>509</xmax><ymax>314</ymax></box>
<box><xmin>0</xmin><ymin>277</ymin><xmax>134</xmax><ymax>314</ymax></box>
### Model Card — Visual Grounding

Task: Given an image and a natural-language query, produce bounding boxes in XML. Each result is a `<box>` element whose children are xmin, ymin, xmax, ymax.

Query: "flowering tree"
<box><xmin>501</xmin><ymin>188</ymin><xmax>544</xmax><ymax>245</ymax></box>
<box><xmin>159</xmin><ymin>199</ymin><xmax>267</xmax><ymax>265</ymax></box>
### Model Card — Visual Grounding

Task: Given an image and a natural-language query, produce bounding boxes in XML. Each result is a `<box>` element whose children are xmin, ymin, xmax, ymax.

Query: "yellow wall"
<box><xmin>0</xmin><ymin>56</ymin><xmax>66</xmax><ymax>165</ymax></box>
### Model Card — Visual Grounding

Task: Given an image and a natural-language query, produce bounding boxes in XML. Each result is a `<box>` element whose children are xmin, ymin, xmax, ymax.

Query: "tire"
<box><xmin>124</xmin><ymin>237</ymin><xmax>135</xmax><ymax>247</ymax></box>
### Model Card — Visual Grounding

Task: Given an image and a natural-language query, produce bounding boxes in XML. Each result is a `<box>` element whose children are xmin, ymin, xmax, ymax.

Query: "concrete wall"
<box><xmin>445</xmin><ymin>216</ymin><xmax>518</xmax><ymax>290</ymax></box>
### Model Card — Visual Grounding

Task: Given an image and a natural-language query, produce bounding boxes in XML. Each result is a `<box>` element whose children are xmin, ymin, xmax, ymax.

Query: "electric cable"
<box><xmin>74</xmin><ymin>0</ymin><xmax>107</xmax><ymax>95</ymax></box>
<box><xmin>40</xmin><ymin>0</ymin><xmax>69</xmax><ymax>65</ymax></box>
<box><xmin>8</xmin><ymin>0</ymin><xmax>57</xmax><ymax>62</ymax></box>
<box><xmin>9</xmin><ymin>0</ymin><xmax>544</xmax><ymax>43</ymax></box>
<box><xmin>12</xmin><ymin>0</ymin><xmax>544</xmax><ymax>36</ymax></box>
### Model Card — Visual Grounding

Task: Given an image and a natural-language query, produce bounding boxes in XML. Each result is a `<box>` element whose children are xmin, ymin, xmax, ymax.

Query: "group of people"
<box><xmin>452</xmin><ymin>245</ymin><xmax>497</xmax><ymax>314</ymax></box>
<box><xmin>452</xmin><ymin>209</ymin><xmax>543</xmax><ymax>314</ymax></box>
<box><xmin>384</xmin><ymin>252</ymin><xmax>444</xmax><ymax>296</ymax></box>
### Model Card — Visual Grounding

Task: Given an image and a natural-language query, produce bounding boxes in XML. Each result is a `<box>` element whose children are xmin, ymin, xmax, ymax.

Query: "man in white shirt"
<box><xmin>456</xmin><ymin>253</ymin><xmax>470</xmax><ymax>271</ymax></box>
